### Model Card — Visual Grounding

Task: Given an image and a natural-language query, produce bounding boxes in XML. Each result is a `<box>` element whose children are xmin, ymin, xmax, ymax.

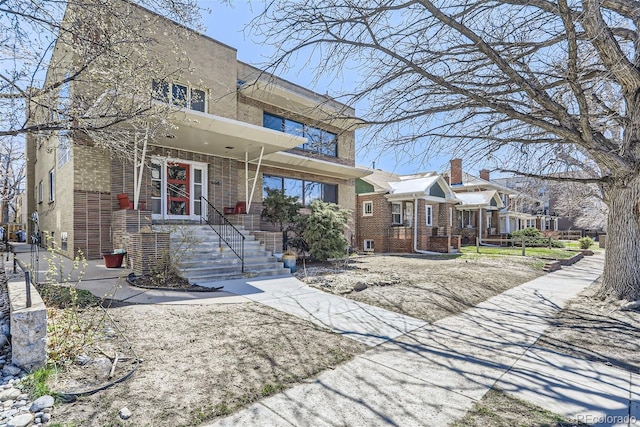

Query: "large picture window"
<box><xmin>152</xmin><ymin>80</ymin><xmax>207</xmax><ymax>113</ymax></box>
<box><xmin>263</xmin><ymin>112</ymin><xmax>337</xmax><ymax>157</ymax></box>
<box><xmin>263</xmin><ymin>174</ymin><xmax>337</xmax><ymax>205</ymax></box>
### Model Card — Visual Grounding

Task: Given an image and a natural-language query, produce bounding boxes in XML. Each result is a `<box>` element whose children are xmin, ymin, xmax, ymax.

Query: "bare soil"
<box><xmin>452</xmin><ymin>389</ymin><xmax>589</xmax><ymax>427</ymax></box>
<box><xmin>48</xmin><ymin>253</ymin><xmax>626</xmax><ymax>427</ymax></box>
<box><xmin>297</xmin><ymin>254</ymin><xmax>544</xmax><ymax>323</ymax></box>
<box><xmin>48</xmin><ymin>303</ymin><xmax>367</xmax><ymax>426</ymax></box>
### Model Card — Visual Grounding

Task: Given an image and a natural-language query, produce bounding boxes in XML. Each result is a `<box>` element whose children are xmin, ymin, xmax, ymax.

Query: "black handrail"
<box><xmin>200</xmin><ymin>196</ymin><xmax>245</xmax><ymax>272</ymax></box>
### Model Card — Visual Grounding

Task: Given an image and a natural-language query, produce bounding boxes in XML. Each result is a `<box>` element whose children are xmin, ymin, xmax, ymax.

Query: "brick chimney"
<box><xmin>480</xmin><ymin>169</ymin><xmax>490</xmax><ymax>181</ymax></box>
<box><xmin>450</xmin><ymin>158</ymin><xmax>462</xmax><ymax>185</ymax></box>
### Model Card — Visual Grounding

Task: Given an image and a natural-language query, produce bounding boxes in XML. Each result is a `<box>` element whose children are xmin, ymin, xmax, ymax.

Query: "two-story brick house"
<box><xmin>355</xmin><ymin>168</ymin><xmax>461</xmax><ymax>253</ymax></box>
<box><xmin>26</xmin><ymin>1</ymin><xmax>367</xmax><ymax>278</ymax></box>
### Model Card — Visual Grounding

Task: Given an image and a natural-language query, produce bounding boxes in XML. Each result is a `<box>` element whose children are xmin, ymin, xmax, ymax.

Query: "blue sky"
<box><xmin>196</xmin><ymin>1</ymin><xmax>463</xmax><ymax>176</ymax></box>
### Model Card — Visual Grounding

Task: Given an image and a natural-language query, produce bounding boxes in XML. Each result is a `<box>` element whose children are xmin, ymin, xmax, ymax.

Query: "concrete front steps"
<box><xmin>154</xmin><ymin>224</ymin><xmax>290</xmax><ymax>284</ymax></box>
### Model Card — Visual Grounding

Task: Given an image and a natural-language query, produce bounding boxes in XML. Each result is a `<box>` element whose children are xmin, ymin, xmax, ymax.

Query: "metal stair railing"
<box><xmin>200</xmin><ymin>196</ymin><xmax>245</xmax><ymax>272</ymax></box>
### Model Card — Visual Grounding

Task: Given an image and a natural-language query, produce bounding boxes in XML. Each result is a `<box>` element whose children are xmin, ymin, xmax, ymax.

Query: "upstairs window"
<box><xmin>58</xmin><ymin>130</ymin><xmax>71</xmax><ymax>168</ymax></box>
<box><xmin>152</xmin><ymin>80</ymin><xmax>206</xmax><ymax>113</ymax></box>
<box><xmin>263</xmin><ymin>174</ymin><xmax>337</xmax><ymax>205</ymax></box>
<box><xmin>263</xmin><ymin>112</ymin><xmax>337</xmax><ymax>157</ymax></box>
<box><xmin>48</xmin><ymin>169</ymin><xmax>55</xmax><ymax>202</ymax></box>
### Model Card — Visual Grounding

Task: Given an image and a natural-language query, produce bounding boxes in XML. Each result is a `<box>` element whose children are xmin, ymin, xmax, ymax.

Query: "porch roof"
<box><xmin>260</xmin><ymin>152</ymin><xmax>371</xmax><ymax>179</ymax></box>
<box><xmin>455</xmin><ymin>190</ymin><xmax>504</xmax><ymax>209</ymax></box>
<box><xmin>154</xmin><ymin>109</ymin><xmax>307</xmax><ymax>160</ymax></box>
<box><xmin>385</xmin><ymin>175</ymin><xmax>460</xmax><ymax>203</ymax></box>
<box><xmin>238</xmin><ymin>80</ymin><xmax>367</xmax><ymax>131</ymax></box>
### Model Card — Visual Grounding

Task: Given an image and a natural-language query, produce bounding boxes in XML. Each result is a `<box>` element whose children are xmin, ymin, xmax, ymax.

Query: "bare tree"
<box><xmin>553</xmin><ymin>181</ymin><xmax>608</xmax><ymax>231</ymax></box>
<box><xmin>253</xmin><ymin>0</ymin><xmax>640</xmax><ymax>300</ymax></box>
<box><xmin>0</xmin><ymin>137</ymin><xmax>25</xmax><ymax>223</ymax></box>
<box><xmin>1</xmin><ymin>0</ymin><xmax>204</xmax><ymax>158</ymax></box>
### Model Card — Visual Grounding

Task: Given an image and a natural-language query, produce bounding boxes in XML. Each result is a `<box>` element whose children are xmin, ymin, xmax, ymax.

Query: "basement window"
<box><xmin>364</xmin><ymin>239</ymin><xmax>374</xmax><ymax>252</ymax></box>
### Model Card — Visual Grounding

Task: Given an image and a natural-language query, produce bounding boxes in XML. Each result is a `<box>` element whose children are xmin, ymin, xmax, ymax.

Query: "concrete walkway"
<box><xmin>204</xmin><ymin>254</ymin><xmax>637</xmax><ymax>427</ymax></box>
<box><xmin>7</xmin><ymin>244</ymin><xmax>638</xmax><ymax>426</ymax></box>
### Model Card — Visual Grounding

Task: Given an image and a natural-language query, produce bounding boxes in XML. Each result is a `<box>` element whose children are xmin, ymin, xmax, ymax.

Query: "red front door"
<box><xmin>167</xmin><ymin>163</ymin><xmax>190</xmax><ymax>216</ymax></box>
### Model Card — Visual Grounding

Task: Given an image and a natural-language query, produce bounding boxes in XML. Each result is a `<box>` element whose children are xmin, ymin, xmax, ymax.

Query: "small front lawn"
<box><xmin>460</xmin><ymin>245</ymin><xmax>577</xmax><ymax>259</ymax></box>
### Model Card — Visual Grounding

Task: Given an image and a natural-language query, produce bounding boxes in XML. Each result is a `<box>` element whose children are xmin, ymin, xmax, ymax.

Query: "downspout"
<box><xmin>478</xmin><ymin>208</ymin><xmax>483</xmax><ymax>245</ymax></box>
<box><xmin>413</xmin><ymin>196</ymin><xmax>439</xmax><ymax>255</ymax></box>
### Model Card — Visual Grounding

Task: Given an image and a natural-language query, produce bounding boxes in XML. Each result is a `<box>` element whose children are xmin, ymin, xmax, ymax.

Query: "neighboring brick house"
<box><xmin>26</xmin><ymin>1</ymin><xmax>368</xmax><ymax>263</ymax></box>
<box><xmin>355</xmin><ymin>169</ymin><xmax>461</xmax><ymax>253</ymax></box>
<box><xmin>492</xmin><ymin>175</ymin><xmax>565</xmax><ymax>232</ymax></box>
<box><xmin>447</xmin><ymin>159</ymin><xmax>552</xmax><ymax>243</ymax></box>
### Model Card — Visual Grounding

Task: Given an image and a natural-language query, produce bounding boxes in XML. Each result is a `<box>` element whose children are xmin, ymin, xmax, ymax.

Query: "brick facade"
<box><xmin>356</xmin><ymin>193</ymin><xmax>459</xmax><ymax>254</ymax></box>
<box><xmin>73</xmin><ymin>190</ymin><xmax>112</xmax><ymax>259</ymax></box>
<box><xmin>129</xmin><ymin>232</ymin><xmax>170</xmax><ymax>276</ymax></box>
<box><xmin>28</xmin><ymin>1</ymin><xmax>362</xmax><ymax>262</ymax></box>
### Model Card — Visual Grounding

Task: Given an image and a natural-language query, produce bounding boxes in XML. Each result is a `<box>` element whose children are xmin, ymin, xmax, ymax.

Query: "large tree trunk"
<box><xmin>600</xmin><ymin>176</ymin><xmax>640</xmax><ymax>301</ymax></box>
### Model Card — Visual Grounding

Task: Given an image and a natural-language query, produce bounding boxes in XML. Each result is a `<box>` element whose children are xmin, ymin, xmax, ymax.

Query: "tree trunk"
<box><xmin>600</xmin><ymin>176</ymin><xmax>640</xmax><ymax>301</ymax></box>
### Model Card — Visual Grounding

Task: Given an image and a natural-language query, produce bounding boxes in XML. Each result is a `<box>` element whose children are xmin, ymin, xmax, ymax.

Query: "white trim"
<box><xmin>364</xmin><ymin>239</ymin><xmax>375</xmax><ymax>251</ymax></box>
<box><xmin>362</xmin><ymin>201</ymin><xmax>373</xmax><ymax>217</ymax></box>
<box><xmin>151</xmin><ymin>157</ymin><xmax>208</xmax><ymax>221</ymax></box>
<box><xmin>425</xmin><ymin>204</ymin><xmax>433</xmax><ymax>226</ymax></box>
<box><xmin>391</xmin><ymin>202</ymin><xmax>403</xmax><ymax>225</ymax></box>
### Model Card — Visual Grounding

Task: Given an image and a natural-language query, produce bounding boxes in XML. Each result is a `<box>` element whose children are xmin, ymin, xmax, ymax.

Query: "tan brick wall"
<box><xmin>129</xmin><ymin>232</ymin><xmax>170</xmax><ymax>276</ymax></box>
<box><xmin>126</xmin><ymin>2</ymin><xmax>239</xmax><ymax>120</ymax></box>
<box><xmin>74</xmin><ymin>145</ymin><xmax>111</xmax><ymax>193</ymax></box>
<box><xmin>30</xmin><ymin>133</ymin><xmax>78</xmax><ymax>257</ymax></box>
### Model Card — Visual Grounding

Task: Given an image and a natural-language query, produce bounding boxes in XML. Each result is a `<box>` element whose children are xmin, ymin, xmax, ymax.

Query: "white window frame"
<box><xmin>364</xmin><ymin>239</ymin><xmax>375</xmax><ymax>251</ymax></box>
<box><xmin>391</xmin><ymin>203</ymin><xmax>403</xmax><ymax>225</ymax></box>
<box><xmin>58</xmin><ymin>130</ymin><xmax>71</xmax><ymax>168</ymax></box>
<box><xmin>362</xmin><ymin>201</ymin><xmax>373</xmax><ymax>217</ymax></box>
<box><xmin>48</xmin><ymin>169</ymin><xmax>55</xmax><ymax>202</ymax></box>
<box><xmin>425</xmin><ymin>205</ymin><xmax>433</xmax><ymax>226</ymax></box>
<box><xmin>153</xmin><ymin>80</ymin><xmax>207</xmax><ymax>113</ymax></box>
<box><xmin>151</xmin><ymin>157</ymin><xmax>208</xmax><ymax>221</ymax></box>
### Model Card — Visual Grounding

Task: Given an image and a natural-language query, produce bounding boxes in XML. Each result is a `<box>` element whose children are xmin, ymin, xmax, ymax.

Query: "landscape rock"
<box><xmin>0</xmin><ymin>389</ymin><xmax>19</xmax><ymax>402</ymax></box>
<box><xmin>6</xmin><ymin>412</ymin><xmax>32</xmax><ymax>427</ymax></box>
<box><xmin>119</xmin><ymin>407</ymin><xmax>132</xmax><ymax>420</ymax></box>
<box><xmin>0</xmin><ymin>367</ymin><xmax>19</xmax><ymax>378</ymax></box>
<box><xmin>29</xmin><ymin>395</ymin><xmax>54</xmax><ymax>413</ymax></box>
<box><xmin>353</xmin><ymin>283</ymin><xmax>368</xmax><ymax>292</ymax></box>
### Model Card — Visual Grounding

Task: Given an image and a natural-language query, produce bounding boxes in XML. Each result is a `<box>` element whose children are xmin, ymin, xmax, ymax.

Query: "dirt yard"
<box><xmin>50</xmin><ymin>303</ymin><xmax>367</xmax><ymax>426</ymax></box>
<box><xmin>44</xmin><ymin>253</ymin><xmax>546</xmax><ymax>426</ymax></box>
<box><xmin>297</xmin><ymin>254</ymin><xmax>544</xmax><ymax>322</ymax></box>
<box><xmin>49</xmin><ymin>250</ymin><xmax>637</xmax><ymax>427</ymax></box>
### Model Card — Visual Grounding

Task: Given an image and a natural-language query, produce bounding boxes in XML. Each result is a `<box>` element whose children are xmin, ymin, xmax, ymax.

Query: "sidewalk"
<box><xmin>204</xmin><ymin>254</ymin><xmax>638</xmax><ymax>427</ymax></box>
<box><xmin>8</xmin><ymin>244</ymin><xmax>637</xmax><ymax>426</ymax></box>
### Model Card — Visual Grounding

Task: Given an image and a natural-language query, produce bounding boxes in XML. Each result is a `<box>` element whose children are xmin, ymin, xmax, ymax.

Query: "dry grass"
<box><xmin>50</xmin><ymin>303</ymin><xmax>367</xmax><ymax>426</ymax></box>
<box><xmin>451</xmin><ymin>389</ymin><xmax>589</xmax><ymax>427</ymax></box>
<box><xmin>299</xmin><ymin>254</ymin><xmax>543</xmax><ymax>323</ymax></box>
